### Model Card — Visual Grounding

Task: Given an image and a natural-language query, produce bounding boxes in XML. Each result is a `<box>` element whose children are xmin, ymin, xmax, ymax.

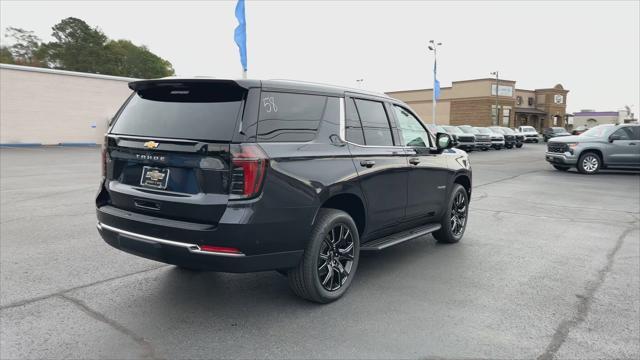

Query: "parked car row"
<box><xmin>434</xmin><ymin>125</ymin><xmax>524</xmax><ymax>151</ymax></box>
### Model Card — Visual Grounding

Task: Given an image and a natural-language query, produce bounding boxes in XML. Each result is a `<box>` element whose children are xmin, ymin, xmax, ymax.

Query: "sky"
<box><xmin>1</xmin><ymin>0</ymin><xmax>639</xmax><ymax>114</ymax></box>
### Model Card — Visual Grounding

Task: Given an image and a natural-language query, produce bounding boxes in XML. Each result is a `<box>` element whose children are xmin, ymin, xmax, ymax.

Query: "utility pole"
<box><xmin>491</xmin><ymin>71</ymin><xmax>499</xmax><ymax>126</ymax></box>
<box><xmin>428</xmin><ymin>40</ymin><xmax>442</xmax><ymax>125</ymax></box>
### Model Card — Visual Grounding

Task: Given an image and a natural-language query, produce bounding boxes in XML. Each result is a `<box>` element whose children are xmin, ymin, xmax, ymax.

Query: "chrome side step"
<box><xmin>360</xmin><ymin>223</ymin><xmax>441</xmax><ymax>251</ymax></box>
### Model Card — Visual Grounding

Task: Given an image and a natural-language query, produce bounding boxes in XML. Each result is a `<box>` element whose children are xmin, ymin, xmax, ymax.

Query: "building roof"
<box><xmin>0</xmin><ymin>63</ymin><xmax>137</xmax><ymax>82</ymax></box>
<box><xmin>573</xmin><ymin>111</ymin><xmax>618</xmax><ymax>116</ymax></box>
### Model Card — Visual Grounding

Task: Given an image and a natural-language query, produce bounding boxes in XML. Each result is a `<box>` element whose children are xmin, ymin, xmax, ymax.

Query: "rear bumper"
<box><xmin>97</xmin><ymin>222</ymin><xmax>302</xmax><ymax>272</ymax></box>
<box><xmin>545</xmin><ymin>152</ymin><xmax>577</xmax><ymax>166</ymax></box>
<box><xmin>96</xmin><ymin>204</ymin><xmax>309</xmax><ymax>272</ymax></box>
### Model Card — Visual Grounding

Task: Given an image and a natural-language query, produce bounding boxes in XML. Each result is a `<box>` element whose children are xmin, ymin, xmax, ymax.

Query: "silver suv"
<box><xmin>545</xmin><ymin>124</ymin><xmax>640</xmax><ymax>174</ymax></box>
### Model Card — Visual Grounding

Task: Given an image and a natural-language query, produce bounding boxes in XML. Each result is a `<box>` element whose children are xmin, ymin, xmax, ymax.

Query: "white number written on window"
<box><xmin>263</xmin><ymin>97</ymin><xmax>278</xmax><ymax>113</ymax></box>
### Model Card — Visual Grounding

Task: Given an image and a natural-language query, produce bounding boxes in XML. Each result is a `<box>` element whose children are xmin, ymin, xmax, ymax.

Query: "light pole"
<box><xmin>428</xmin><ymin>40</ymin><xmax>442</xmax><ymax>125</ymax></box>
<box><xmin>490</xmin><ymin>71</ymin><xmax>499</xmax><ymax>126</ymax></box>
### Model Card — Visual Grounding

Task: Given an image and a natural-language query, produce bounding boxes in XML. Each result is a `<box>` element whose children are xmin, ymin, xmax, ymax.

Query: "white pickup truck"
<box><xmin>516</xmin><ymin>126</ymin><xmax>540</xmax><ymax>143</ymax></box>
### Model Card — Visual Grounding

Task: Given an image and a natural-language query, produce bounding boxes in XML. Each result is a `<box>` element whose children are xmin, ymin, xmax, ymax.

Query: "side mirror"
<box><xmin>436</xmin><ymin>132</ymin><xmax>453</xmax><ymax>151</ymax></box>
<box><xmin>609</xmin><ymin>134</ymin><xmax>621</xmax><ymax>142</ymax></box>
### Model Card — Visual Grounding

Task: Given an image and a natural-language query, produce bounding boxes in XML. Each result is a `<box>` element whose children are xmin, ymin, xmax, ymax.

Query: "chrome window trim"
<box><xmin>339</xmin><ymin>96</ymin><xmax>406</xmax><ymax>150</ymax></box>
<box><xmin>97</xmin><ymin>222</ymin><xmax>245</xmax><ymax>257</ymax></box>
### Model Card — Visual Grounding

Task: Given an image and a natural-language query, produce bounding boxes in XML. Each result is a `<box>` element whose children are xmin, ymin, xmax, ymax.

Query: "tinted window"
<box><xmin>112</xmin><ymin>83</ymin><xmax>245</xmax><ymax>141</ymax></box>
<box><xmin>354</xmin><ymin>99</ymin><xmax>394</xmax><ymax>146</ymax></box>
<box><xmin>631</xmin><ymin>126</ymin><xmax>640</xmax><ymax>140</ymax></box>
<box><xmin>394</xmin><ymin>105</ymin><xmax>430</xmax><ymax>148</ymax></box>
<box><xmin>345</xmin><ymin>98</ymin><xmax>365</xmax><ymax>145</ymax></box>
<box><xmin>258</xmin><ymin>92</ymin><xmax>329</xmax><ymax>142</ymax></box>
<box><xmin>611</xmin><ymin>127</ymin><xmax>633</xmax><ymax>140</ymax></box>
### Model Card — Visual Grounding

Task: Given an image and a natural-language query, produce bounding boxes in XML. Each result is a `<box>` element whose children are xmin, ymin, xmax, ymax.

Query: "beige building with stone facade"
<box><xmin>387</xmin><ymin>78</ymin><xmax>569</xmax><ymax>131</ymax></box>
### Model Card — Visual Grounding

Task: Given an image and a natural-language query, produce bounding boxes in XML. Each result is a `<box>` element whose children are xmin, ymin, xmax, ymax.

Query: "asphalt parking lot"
<box><xmin>1</xmin><ymin>144</ymin><xmax>639</xmax><ymax>359</ymax></box>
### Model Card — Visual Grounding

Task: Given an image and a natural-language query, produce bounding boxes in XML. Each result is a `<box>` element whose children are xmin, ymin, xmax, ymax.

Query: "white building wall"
<box><xmin>0</xmin><ymin>64</ymin><xmax>136</xmax><ymax>145</ymax></box>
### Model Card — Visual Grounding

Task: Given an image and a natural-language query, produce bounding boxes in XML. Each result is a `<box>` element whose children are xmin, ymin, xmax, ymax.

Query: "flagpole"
<box><xmin>428</xmin><ymin>40</ymin><xmax>442</xmax><ymax>126</ymax></box>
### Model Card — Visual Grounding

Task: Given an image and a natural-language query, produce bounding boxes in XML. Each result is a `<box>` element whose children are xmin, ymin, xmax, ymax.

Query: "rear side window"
<box><xmin>111</xmin><ymin>82</ymin><xmax>246</xmax><ymax>141</ymax></box>
<box><xmin>257</xmin><ymin>92</ymin><xmax>330</xmax><ymax>142</ymax></box>
<box><xmin>354</xmin><ymin>99</ymin><xmax>394</xmax><ymax>146</ymax></box>
<box><xmin>631</xmin><ymin>126</ymin><xmax>640</xmax><ymax>140</ymax></box>
<box><xmin>611</xmin><ymin>127</ymin><xmax>634</xmax><ymax>140</ymax></box>
<box><xmin>345</xmin><ymin>98</ymin><xmax>365</xmax><ymax>145</ymax></box>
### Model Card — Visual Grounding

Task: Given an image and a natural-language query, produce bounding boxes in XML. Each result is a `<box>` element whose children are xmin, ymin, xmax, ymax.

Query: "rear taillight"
<box><xmin>101</xmin><ymin>136</ymin><xmax>108</xmax><ymax>177</ymax></box>
<box><xmin>230</xmin><ymin>144</ymin><xmax>268</xmax><ymax>199</ymax></box>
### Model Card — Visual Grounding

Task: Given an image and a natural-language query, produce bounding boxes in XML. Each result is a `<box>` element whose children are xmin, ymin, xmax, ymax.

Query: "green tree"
<box><xmin>3</xmin><ymin>27</ymin><xmax>43</xmax><ymax>66</ymax></box>
<box><xmin>0</xmin><ymin>46</ymin><xmax>15</xmax><ymax>64</ymax></box>
<box><xmin>4</xmin><ymin>17</ymin><xmax>175</xmax><ymax>78</ymax></box>
<box><xmin>103</xmin><ymin>39</ymin><xmax>174</xmax><ymax>78</ymax></box>
<box><xmin>43</xmin><ymin>17</ymin><xmax>109</xmax><ymax>73</ymax></box>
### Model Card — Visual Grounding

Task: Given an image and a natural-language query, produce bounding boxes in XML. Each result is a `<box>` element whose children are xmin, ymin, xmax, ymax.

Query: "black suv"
<box><xmin>543</xmin><ymin>127</ymin><xmax>570</xmax><ymax>142</ymax></box>
<box><xmin>96</xmin><ymin>79</ymin><xmax>472</xmax><ymax>303</ymax></box>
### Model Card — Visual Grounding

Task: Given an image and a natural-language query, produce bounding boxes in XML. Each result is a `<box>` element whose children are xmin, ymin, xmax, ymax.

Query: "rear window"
<box><xmin>257</xmin><ymin>92</ymin><xmax>334</xmax><ymax>142</ymax></box>
<box><xmin>111</xmin><ymin>82</ymin><xmax>246</xmax><ymax>141</ymax></box>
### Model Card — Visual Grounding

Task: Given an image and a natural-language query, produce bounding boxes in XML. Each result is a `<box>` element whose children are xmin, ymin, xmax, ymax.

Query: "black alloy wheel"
<box><xmin>317</xmin><ymin>224</ymin><xmax>355</xmax><ymax>291</ymax></box>
<box><xmin>288</xmin><ymin>209</ymin><xmax>360</xmax><ymax>303</ymax></box>
<box><xmin>433</xmin><ymin>184</ymin><xmax>468</xmax><ymax>244</ymax></box>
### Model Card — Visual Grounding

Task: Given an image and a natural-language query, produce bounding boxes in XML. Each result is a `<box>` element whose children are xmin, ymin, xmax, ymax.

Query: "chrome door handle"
<box><xmin>360</xmin><ymin>160</ymin><xmax>375</xmax><ymax>168</ymax></box>
<box><xmin>409</xmin><ymin>158</ymin><xmax>421</xmax><ymax>165</ymax></box>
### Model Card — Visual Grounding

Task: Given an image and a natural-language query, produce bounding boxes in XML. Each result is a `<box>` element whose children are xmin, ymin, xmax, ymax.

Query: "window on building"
<box><xmin>394</xmin><ymin>105</ymin><xmax>431</xmax><ymax>148</ymax></box>
<box><xmin>516</xmin><ymin>96</ymin><xmax>522</xmax><ymax>105</ymax></box>
<box><xmin>528</xmin><ymin>97</ymin><xmax>534</xmax><ymax>106</ymax></box>
<box><xmin>354</xmin><ymin>99</ymin><xmax>394</xmax><ymax>146</ymax></box>
<box><xmin>502</xmin><ymin>107</ymin><xmax>511</xmax><ymax>127</ymax></box>
<box><xmin>491</xmin><ymin>105</ymin><xmax>499</xmax><ymax>126</ymax></box>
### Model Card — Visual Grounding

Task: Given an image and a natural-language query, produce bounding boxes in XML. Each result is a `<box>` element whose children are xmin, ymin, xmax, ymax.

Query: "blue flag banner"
<box><xmin>234</xmin><ymin>0</ymin><xmax>247</xmax><ymax>72</ymax></box>
<box><xmin>433</xmin><ymin>59</ymin><xmax>440</xmax><ymax>100</ymax></box>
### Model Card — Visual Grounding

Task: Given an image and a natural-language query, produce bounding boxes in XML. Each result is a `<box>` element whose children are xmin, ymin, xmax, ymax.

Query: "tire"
<box><xmin>288</xmin><ymin>209</ymin><xmax>360</xmax><ymax>303</ymax></box>
<box><xmin>553</xmin><ymin>165</ymin><xmax>570</xmax><ymax>171</ymax></box>
<box><xmin>535</xmin><ymin>139</ymin><xmax>539</xmax><ymax>143</ymax></box>
<box><xmin>505</xmin><ymin>144</ymin><xmax>513</xmax><ymax>149</ymax></box>
<box><xmin>482</xmin><ymin>147</ymin><xmax>489</xmax><ymax>151</ymax></box>
<box><xmin>516</xmin><ymin>143</ymin><xmax>523</xmax><ymax>148</ymax></box>
<box><xmin>433</xmin><ymin>184</ymin><xmax>469</xmax><ymax>244</ymax></box>
<box><xmin>577</xmin><ymin>152</ymin><xmax>601</xmax><ymax>174</ymax></box>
